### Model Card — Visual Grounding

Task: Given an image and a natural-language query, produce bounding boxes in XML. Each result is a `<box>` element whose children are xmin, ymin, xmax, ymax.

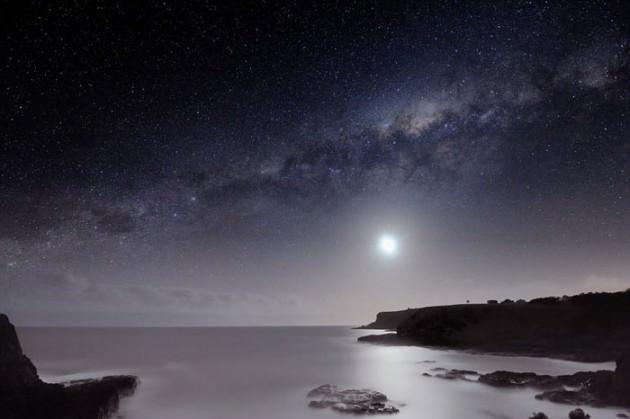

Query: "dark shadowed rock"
<box><xmin>615</xmin><ymin>352</ymin><xmax>630</xmax><ymax>403</ymax></box>
<box><xmin>478</xmin><ymin>370</ymin><xmax>614</xmax><ymax>391</ymax></box>
<box><xmin>431</xmin><ymin>352</ymin><xmax>630</xmax><ymax>408</ymax></box>
<box><xmin>0</xmin><ymin>314</ymin><xmax>40</xmax><ymax>389</ymax></box>
<box><xmin>0</xmin><ymin>313</ymin><xmax>138</xmax><ymax>419</ymax></box>
<box><xmin>307</xmin><ymin>384</ymin><xmax>399</xmax><ymax>414</ymax></box>
<box><xmin>568</xmin><ymin>408</ymin><xmax>590</xmax><ymax>419</ymax></box>
<box><xmin>433</xmin><ymin>368</ymin><xmax>479</xmax><ymax>381</ymax></box>
<box><xmin>529</xmin><ymin>413</ymin><xmax>549</xmax><ymax>419</ymax></box>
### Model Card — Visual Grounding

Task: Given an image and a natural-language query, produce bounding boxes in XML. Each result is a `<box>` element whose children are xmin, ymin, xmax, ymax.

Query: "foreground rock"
<box><xmin>428</xmin><ymin>351</ymin><xmax>630</xmax><ymax>408</ymax></box>
<box><xmin>0</xmin><ymin>313</ymin><xmax>138</xmax><ymax>419</ymax></box>
<box><xmin>359</xmin><ymin>290</ymin><xmax>630</xmax><ymax>362</ymax></box>
<box><xmin>529</xmin><ymin>411</ymin><xmax>592</xmax><ymax>419</ymax></box>
<box><xmin>428</xmin><ymin>367</ymin><xmax>479</xmax><ymax>381</ymax></box>
<box><xmin>568</xmin><ymin>409</ymin><xmax>591</xmax><ymax>419</ymax></box>
<box><xmin>307</xmin><ymin>384</ymin><xmax>399</xmax><ymax>414</ymax></box>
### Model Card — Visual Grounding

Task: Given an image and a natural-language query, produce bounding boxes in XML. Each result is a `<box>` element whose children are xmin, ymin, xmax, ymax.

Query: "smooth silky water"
<box><xmin>18</xmin><ymin>327</ymin><xmax>625</xmax><ymax>419</ymax></box>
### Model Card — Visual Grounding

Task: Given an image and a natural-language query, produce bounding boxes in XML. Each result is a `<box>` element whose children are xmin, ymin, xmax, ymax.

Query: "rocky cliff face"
<box><xmin>0</xmin><ymin>313</ymin><xmax>39</xmax><ymax>389</ymax></box>
<box><xmin>0</xmin><ymin>313</ymin><xmax>138</xmax><ymax>419</ymax></box>
<box><xmin>356</xmin><ymin>308</ymin><xmax>418</xmax><ymax>330</ymax></box>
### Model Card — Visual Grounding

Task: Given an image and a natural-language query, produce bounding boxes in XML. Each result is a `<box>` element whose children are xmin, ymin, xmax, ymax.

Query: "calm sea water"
<box><xmin>18</xmin><ymin>327</ymin><xmax>626</xmax><ymax>419</ymax></box>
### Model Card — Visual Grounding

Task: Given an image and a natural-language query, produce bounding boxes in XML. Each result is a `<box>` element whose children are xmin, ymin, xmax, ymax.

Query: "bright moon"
<box><xmin>377</xmin><ymin>234</ymin><xmax>399</xmax><ymax>257</ymax></box>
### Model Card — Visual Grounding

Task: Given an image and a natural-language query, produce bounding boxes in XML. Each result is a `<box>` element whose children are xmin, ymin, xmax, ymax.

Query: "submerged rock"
<box><xmin>432</xmin><ymin>368</ymin><xmax>479</xmax><ymax>381</ymax></box>
<box><xmin>479</xmin><ymin>371</ymin><xmax>564</xmax><ymax>388</ymax></box>
<box><xmin>0</xmin><ymin>313</ymin><xmax>138</xmax><ymax>419</ymax></box>
<box><xmin>307</xmin><ymin>384</ymin><xmax>399</xmax><ymax>414</ymax></box>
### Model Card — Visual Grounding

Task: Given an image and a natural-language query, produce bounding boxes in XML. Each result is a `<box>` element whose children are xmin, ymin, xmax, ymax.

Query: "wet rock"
<box><xmin>568</xmin><ymin>408</ymin><xmax>590</xmax><ymax>419</ymax></box>
<box><xmin>479</xmin><ymin>371</ymin><xmax>561</xmax><ymax>388</ymax></box>
<box><xmin>535</xmin><ymin>389</ymin><xmax>598</xmax><ymax>406</ymax></box>
<box><xmin>433</xmin><ymin>369</ymin><xmax>479</xmax><ymax>381</ymax></box>
<box><xmin>307</xmin><ymin>384</ymin><xmax>340</xmax><ymax>398</ymax></box>
<box><xmin>433</xmin><ymin>364</ymin><xmax>630</xmax><ymax>408</ymax></box>
<box><xmin>308</xmin><ymin>400</ymin><xmax>328</xmax><ymax>408</ymax></box>
<box><xmin>475</xmin><ymin>369</ymin><xmax>619</xmax><ymax>406</ymax></box>
<box><xmin>529</xmin><ymin>413</ymin><xmax>549</xmax><ymax>419</ymax></box>
<box><xmin>307</xmin><ymin>384</ymin><xmax>399</xmax><ymax>414</ymax></box>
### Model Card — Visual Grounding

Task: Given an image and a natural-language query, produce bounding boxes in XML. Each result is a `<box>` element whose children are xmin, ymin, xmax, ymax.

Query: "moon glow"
<box><xmin>377</xmin><ymin>234</ymin><xmax>399</xmax><ymax>257</ymax></box>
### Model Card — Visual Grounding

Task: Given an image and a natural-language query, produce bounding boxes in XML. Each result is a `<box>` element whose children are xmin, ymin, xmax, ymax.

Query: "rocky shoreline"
<box><xmin>0</xmin><ymin>313</ymin><xmax>138</xmax><ymax>419</ymax></box>
<box><xmin>357</xmin><ymin>291</ymin><xmax>630</xmax><ymax>411</ymax></box>
<box><xmin>423</xmin><ymin>352</ymin><xmax>630</xmax><ymax>409</ymax></box>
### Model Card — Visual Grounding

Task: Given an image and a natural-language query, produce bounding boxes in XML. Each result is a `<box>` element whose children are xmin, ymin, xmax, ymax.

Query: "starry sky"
<box><xmin>1</xmin><ymin>1</ymin><xmax>629</xmax><ymax>326</ymax></box>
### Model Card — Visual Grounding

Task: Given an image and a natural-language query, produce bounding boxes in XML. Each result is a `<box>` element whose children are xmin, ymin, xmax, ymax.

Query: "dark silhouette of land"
<box><xmin>424</xmin><ymin>356</ymin><xmax>630</xmax><ymax>408</ymax></box>
<box><xmin>0</xmin><ymin>314</ymin><xmax>137</xmax><ymax>419</ymax></box>
<box><xmin>358</xmin><ymin>291</ymin><xmax>630</xmax><ymax>409</ymax></box>
<box><xmin>358</xmin><ymin>290</ymin><xmax>630</xmax><ymax>362</ymax></box>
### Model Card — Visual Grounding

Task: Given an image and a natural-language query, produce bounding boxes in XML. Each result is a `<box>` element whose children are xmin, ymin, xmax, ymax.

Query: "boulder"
<box><xmin>568</xmin><ymin>408</ymin><xmax>590</xmax><ymax>419</ymax></box>
<box><xmin>307</xmin><ymin>384</ymin><xmax>399</xmax><ymax>414</ymax></box>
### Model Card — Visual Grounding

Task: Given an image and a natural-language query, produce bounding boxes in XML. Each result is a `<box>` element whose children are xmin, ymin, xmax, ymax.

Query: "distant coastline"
<box><xmin>357</xmin><ymin>290</ymin><xmax>630</xmax><ymax>362</ymax></box>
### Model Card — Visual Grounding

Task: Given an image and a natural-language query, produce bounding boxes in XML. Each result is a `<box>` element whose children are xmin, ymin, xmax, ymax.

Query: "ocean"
<box><xmin>18</xmin><ymin>326</ymin><xmax>624</xmax><ymax>419</ymax></box>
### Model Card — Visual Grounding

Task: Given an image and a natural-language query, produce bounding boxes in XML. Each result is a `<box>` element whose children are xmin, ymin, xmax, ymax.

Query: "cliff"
<box><xmin>0</xmin><ymin>313</ymin><xmax>138</xmax><ymax>419</ymax></box>
<box><xmin>0</xmin><ymin>314</ymin><xmax>40</xmax><ymax>389</ymax></box>
<box><xmin>356</xmin><ymin>308</ymin><xmax>419</xmax><ymax>330</ymax></box>
<box><xmin>359</xmin><ymin>291</ymin><xmax>630</xmax><ymax>362</ymax></box>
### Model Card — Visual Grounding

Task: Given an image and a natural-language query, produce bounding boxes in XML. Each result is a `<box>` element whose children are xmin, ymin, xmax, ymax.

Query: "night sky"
<box><xmin>1</xmin><ymin>1</ymin><xmax>629</xmax><ymax>326</ymax></box>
